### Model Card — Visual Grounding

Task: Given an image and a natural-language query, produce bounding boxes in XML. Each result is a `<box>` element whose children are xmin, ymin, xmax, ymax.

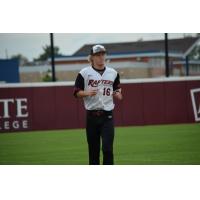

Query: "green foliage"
<box><xmin>42</xmin><ymin>70</ymin><xmax>52</xmax><ymax>82</ymax></box>
<box><xmin>42</xmin><ymin>69</ymin><xmax>58</xmax><ymax>82</ymax></box>
<box><xmin>34</xmin><ymin>45</ymin><xmax>62</xmax><ymax>61</ymax></box>
<box><xmin>11</xmin><ymin>54</ymin><xmax>29</xmax><ymax>66</ymax></box>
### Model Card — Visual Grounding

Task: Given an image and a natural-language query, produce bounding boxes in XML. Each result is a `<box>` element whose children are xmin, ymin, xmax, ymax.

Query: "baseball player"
<box><xmin>74</xmin><ymin>44</ymin><xmax>122</xmax><ymax>165</ymax></box>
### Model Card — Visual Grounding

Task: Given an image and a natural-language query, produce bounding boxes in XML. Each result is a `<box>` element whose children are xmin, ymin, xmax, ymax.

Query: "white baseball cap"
<box><xmin>90</xmin><ymin>45</ymin><xmax>106</xmax><ymax>55</ymax></box>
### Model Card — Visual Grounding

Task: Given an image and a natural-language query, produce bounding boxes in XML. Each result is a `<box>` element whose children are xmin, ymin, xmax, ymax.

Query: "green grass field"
<box><xmin>0</xmin><ymin>123</ymin><xmax>200</xmax><ymax>164</ymax></box>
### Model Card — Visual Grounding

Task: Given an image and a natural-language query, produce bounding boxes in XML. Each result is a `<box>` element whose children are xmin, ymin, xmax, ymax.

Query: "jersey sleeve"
<box><xmin>73</xmin><ymin>73</ymin><xmax>84</xmax><ymax>97</ymax></box>
<box><xmin>113</xmin><ymin>73</ymin><xmax>121</xmax><ymax>91</ymax></box>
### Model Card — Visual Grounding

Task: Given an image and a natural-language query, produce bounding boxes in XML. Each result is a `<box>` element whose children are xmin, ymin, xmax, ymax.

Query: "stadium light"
<box><xmin>165</xmin><ymin>33</ymin><xmax>169</xmax><ymax>77</ymax></box>
<box><xmin>50</xmin><ymin>33</ymin><xmax>56</xmax><ymax>82</ymax></box>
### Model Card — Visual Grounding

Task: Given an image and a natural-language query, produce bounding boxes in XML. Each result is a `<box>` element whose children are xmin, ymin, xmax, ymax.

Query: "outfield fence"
<box><xmin>0</xmin><ymin>76</ymin><xmax>200</xmax><ymax>133</ymax></box>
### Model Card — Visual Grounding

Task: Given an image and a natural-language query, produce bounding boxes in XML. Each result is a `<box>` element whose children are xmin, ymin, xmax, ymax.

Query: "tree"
<box><xmin>11</xmin><ymin>54</ymin><xmax>29</xmax><ymax>66</ymax></box>
<box><xmin>42</xmin><ymin>69</ymin><xmax>58</xmax><ymax>82</ymax></box>
<box><xmin>34</xmin><ymin>45</ymin><xmax>62</xmax><ymax>61</ymax></box>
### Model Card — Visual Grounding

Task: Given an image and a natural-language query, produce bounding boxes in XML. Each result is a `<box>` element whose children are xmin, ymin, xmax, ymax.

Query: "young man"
<box><xmin>74</xmin><ymin>44</ymin><xmax>122</xmax><ymax>165</ymax></box>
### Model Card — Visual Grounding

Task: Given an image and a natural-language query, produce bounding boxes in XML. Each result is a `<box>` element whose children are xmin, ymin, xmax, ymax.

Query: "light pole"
<box><xmin>50</xmin><ymin>33</ymin><xmax>56</xmax><ymax>82</ymax></box>
<box><xmin>165</xmin><ymin>33</ymin><xmax>169</xmax><ymax>77</ymax></box>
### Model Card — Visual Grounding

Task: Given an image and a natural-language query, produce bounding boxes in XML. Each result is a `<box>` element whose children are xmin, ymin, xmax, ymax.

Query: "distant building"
<box><xmin>20</xmin><ymin>37</ymin><xmax>200</xmax><ymax>82</ymax></box>
<box><xmin>0</xmin><ymin>59</ymin><xmax>19</xmax><ymax>83</ymax></box>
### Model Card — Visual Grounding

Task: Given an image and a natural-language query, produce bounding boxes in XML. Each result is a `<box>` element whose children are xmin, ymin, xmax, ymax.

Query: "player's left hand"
<box><xmin>113</xmin><ymin>89</ymin><xmax>123</xmax><ymax>100</ymax></box>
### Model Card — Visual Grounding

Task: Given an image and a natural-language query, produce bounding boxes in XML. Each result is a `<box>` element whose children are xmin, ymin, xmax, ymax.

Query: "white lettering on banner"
<box><xmin>190</xmin><ymin>88</ymin><xmax>200</xmax><ymax>122</ymax></box>
<box><xmin>16</xmin><ymin>98</ymin><xmax>28</xmax><ymax>117</ymax></box>
<box><xmin>0</xmin><ymin>120</ymin><xmax>28</xmax><ymax>130</ymax></box>
<box><xmin>4</xmin><ymin>121</ymin><xmax>9</xmax><ymax>130</ymax></box>
<box><xmin>0</xmin><ymin>99</ymin><xmax>14</xmax><ymax>118</ymax></box>
<box><xmin>23</xmin><ymin>120</ymin><xmax>28</xmax><ymax>129</ymax></box>
<box><xmin>13</xmin><ymin>121</ymin><xmax>20</xmax><ymax>129</ymax></box>
<box><xmin>0</xmin><ymin>98</ymin><xmax>29</xmax><ymax>131</ymax></box>
<box><xmin>0</xmin><ymin>98</ymin><xmax>29</xmax><ymax>118</ymax></box>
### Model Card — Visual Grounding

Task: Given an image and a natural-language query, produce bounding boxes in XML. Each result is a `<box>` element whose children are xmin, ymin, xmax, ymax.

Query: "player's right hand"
<box><xmin>86</xmin><ymin>89</ymin><xmax>98</xmax><ymax>96</ymax></box>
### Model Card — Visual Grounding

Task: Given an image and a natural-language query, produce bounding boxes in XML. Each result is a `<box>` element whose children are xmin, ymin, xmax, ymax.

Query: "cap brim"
<box><xmin>91</xmin><ymin>50</ymin><xmax>106</xmax><ymax>55</ymax></box>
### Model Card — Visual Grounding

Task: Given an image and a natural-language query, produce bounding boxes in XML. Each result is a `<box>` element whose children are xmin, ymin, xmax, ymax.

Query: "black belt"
<box><xmin>87</xmin><ymin>110</ymin><xmax>112</xmax><ymax>117</ymax></box>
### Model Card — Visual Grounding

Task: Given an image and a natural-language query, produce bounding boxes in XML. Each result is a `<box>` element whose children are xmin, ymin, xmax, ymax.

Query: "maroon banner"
<box><xmin>0</xmin><ymin>78</ymin><xmax>200</xmax><ymax>133</ymax></box>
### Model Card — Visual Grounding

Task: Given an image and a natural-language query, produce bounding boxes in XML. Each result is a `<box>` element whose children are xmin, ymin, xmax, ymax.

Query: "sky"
<box><xmin>0</xmin><ymin>33</ymin><xmax>197</xmax><ymax>61</ymax></box>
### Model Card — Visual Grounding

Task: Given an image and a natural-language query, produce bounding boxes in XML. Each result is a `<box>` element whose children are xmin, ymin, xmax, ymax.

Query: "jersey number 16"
<box><xmin>103</xmin><ymin>87</ymin><xmax>111</xmax><ymax>96</ymax></box>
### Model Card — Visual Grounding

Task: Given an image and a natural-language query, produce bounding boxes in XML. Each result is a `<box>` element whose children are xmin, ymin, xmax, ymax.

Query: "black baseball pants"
<box><xmin>86</xmin><ymin>110</ymin><xmax>114</xmax><ymax>165</ymax></box>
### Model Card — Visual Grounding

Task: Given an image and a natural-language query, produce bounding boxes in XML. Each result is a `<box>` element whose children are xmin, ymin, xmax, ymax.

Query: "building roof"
<box><xmin>73</xmin><ymin>37</ymin><xmax>200</xmax><ymax>57</ymax></box>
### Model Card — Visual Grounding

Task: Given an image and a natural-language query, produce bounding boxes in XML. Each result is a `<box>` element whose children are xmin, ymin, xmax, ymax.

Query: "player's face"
<box><xmin>92</xmin><ymin>52</ymin><xmax>106</xmax><ymax>68</ymax></box>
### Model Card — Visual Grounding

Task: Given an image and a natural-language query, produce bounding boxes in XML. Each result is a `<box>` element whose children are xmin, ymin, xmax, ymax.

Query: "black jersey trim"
<box><xmin>73</xmin><ymin>73</ymin><xmax>84</xmax><ymax>97</ymax></box>
<box><xmin>113</xmin><ymin>73</ymin><xmax>121</xmax><ymax>91</ymax></box>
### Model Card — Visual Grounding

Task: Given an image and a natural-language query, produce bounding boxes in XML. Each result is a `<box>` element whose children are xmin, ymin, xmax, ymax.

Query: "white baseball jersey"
<box><xmin>74</xmin><ymin>66</ymin><xmax>120</xmax><ymax>111</ymax></box>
